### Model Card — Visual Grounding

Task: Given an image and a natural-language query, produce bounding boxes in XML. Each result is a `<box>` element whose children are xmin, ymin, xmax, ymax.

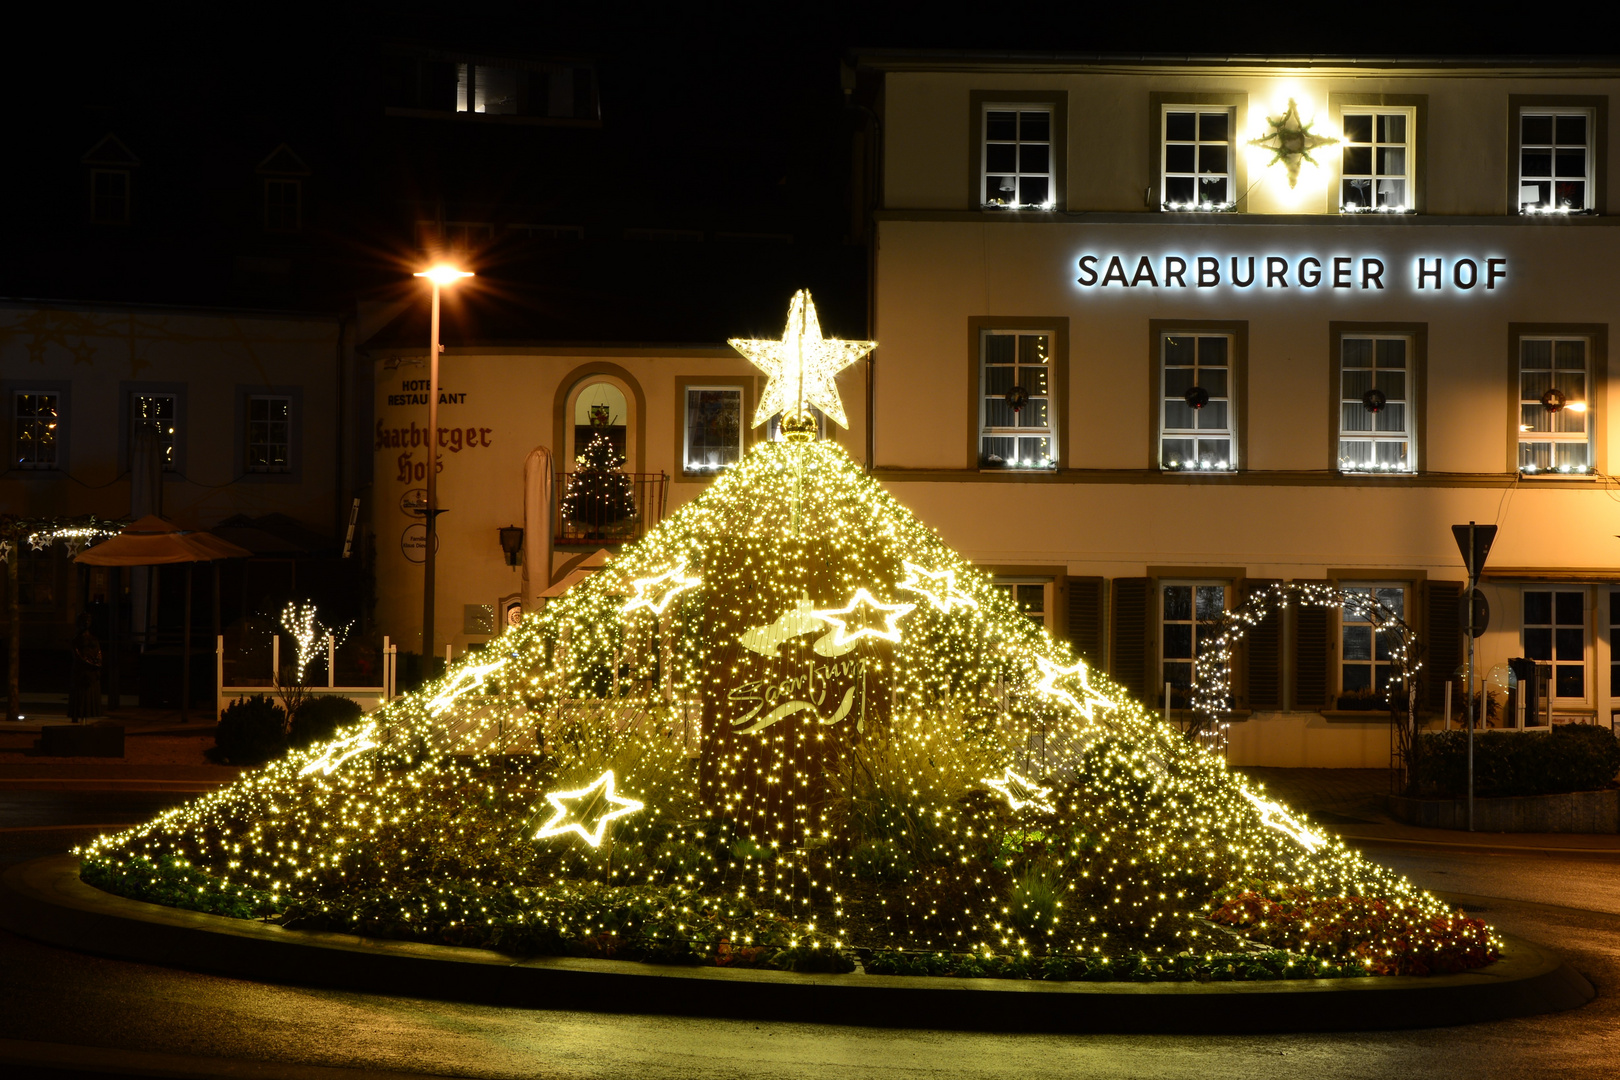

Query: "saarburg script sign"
<box><xmin>1075</xmin><ymin>253</ymin><xmax>1508</xmax><ymax>294</ymax></box>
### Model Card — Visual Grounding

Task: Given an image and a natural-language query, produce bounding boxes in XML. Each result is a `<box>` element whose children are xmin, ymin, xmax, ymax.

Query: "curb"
<box><xmin>0</xmin><ymin>855</ymin><xmax>1596</xmax><ymax>1035</ymax></box>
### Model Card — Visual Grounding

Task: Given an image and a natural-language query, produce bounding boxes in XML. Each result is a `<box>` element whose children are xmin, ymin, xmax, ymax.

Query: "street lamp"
<box><xmin>412</xmin><ymin>263</ymin><xmax>473</xmax><ymax>671</ymax></box>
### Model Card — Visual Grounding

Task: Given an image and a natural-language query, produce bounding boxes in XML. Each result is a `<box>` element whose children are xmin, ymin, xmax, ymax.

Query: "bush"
<box><xmin>851</xmin><ymin>839</ymin><xmax>911</xmax><ymax>882</ymax></box>
<box><xmin>215</xmin><ymin>694</ymin><xmax>287</xmax><ymax>765</ymax></box>
<box><xmin>1411</xmin><ymin>724</ymin><xmax>1620</xmax><ymax>798</ymax></box>
<box><xmin>290</xmin><ymin>696</ymin><xmax>364</xmax><ymax>750</ymax></box>
<box><xmin>1008</xmin><ymin>873</ymin><xmax>1062</xmax><ymax>935</ymax></box>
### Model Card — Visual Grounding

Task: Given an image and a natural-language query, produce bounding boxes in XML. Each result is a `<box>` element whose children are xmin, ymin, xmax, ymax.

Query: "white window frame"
<box><xmin>245</xmin><ymin>394</ymin><xmax>292</xmax><ymax>474</ymax></box>
<box><xmin>1339</xmin><ymin>108</ymin><xmax>1414</xmax><ymax>214</ymax></box>
<box><xmin>682</xmin><ymin>385</ymin><xmax>744</xmax><ymax>475</ymax></box>
<box><xmin>12</xmin><ymin>391</ymin><xmax>61</xmax><ymax>470</ymax></box>
<box><xmin>1338</xmin><ymin>583</ymin><xmax>1409</xmax><ymax>704</ymax></box>
<box><xmin>1523</xmin><ymin>586</ymin><xmax>1590</xmax><ymax>709</ymax></box>
<box><xmin>1518</xmin><ymin>335</ymin><xmax>1592</xmax><ymax>475</ymax></box>
<box><xmin>1160</xmin><ymin>106</ymin><xmax>1234</xmax><ymax>212</ymax></box>
<box><xmin>89</xmin><ymin>168</ymin><xmax>130</xmax><ymax>224</ymax></box>
<box><xmin>994</xmin><ymin>576</ymin><xmax>1053</xmax><ymax>633</ymax></box>
<box><xmin>1159</xmin><ymin>332</ymin><xmax>1236</xmax><ymax>472</ymax></box>
<box><xmin>978</xmin><ymin>329</ymin><xmax>1057</xmax><ymax>470</ymax></box>
<box><xmin>131</xmin><ymin>392</ymin><xmax>178</xmax><ymax>472</ymax></box>
<box><xmin>1519</xmin><ymin>107</ymin><xmax>1596</xmax><ymax>214</ymax></box>
<box><xmin>263</xmin><ymin>178</ymin><xmax>302</xmax><ymax>233</ymax></box>
<box><xmin>1339</xmin><ymin>334</ymin><xmax>1415</xmax><ymax>474</ymax></box>
<box><xmin>1160</xmin><ymin>581</ymin><xmax>1229</xmax><ymax>709</ymax></box>
<box><xmin>980</xmin><ymin>104</ymin><xmax>1054</xmax><ymax>210</ymax></box>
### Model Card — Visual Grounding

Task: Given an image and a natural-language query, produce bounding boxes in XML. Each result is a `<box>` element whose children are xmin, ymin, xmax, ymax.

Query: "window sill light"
<box><xmin>1339</xmin><ymin>204</ymin><xmax>1414</xmax><ymax>215</ymax></box>
<box><xmin>1160</xmin><ymin>201</ymin><xmax>1235</xmax><ymax>213</ymax></box>
<box><xmin>982</xmin><ymin>200</ymin><xmax>1057</xmax><ymax>212</ymax></box>
<box><xmin>1519</xmin><ymin>204</ymin><xmax>1597</xmax><ymax>216</ymax></box>
<box><xmin>1519</xmin><ymin>463</ymin><xmax>1595</xmax><ymax>476</ymax></box>
<box><xmin>1162</xmin><ymin>459</ymin><xmax>1233</xmax><ymax>472</ymax></box>
<box><xmin>1339</xmin><ymin>460</ymin><xmax>1414</xmax><ymax>474</ymax></box>
<box><xmin>982</xmin><ymin>456</ymin><xmax>1057</xmax><ymax>471</ymax></box>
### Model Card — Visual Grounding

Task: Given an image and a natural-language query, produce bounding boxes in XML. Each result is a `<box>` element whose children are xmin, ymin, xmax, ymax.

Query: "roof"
<box><xmin>849</xmin><ymin>49</ymin><xmax>1620</xmax><ymax>76</ymax></box>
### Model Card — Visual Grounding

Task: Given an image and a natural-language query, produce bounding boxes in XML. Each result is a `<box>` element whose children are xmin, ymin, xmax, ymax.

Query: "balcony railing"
<box><xmin>553</xmin><ymin>471</ymin><xmax>668</xmax><ymax>546</ymax></box>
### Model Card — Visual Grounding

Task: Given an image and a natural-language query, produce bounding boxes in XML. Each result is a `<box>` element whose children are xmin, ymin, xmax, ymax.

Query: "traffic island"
<box><xmin>0</xmin><ymin>855</ymin><xmax>1594</xmax><ymax>1035</ymax></box>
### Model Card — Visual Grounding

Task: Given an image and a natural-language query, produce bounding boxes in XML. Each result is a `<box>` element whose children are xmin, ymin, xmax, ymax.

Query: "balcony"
<box><xmin>553</xmin><ymin>471</ymin><xmax>668</xmax><ymax>546</ymax></box>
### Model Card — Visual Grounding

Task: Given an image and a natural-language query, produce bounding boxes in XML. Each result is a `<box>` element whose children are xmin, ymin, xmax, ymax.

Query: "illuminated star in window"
<box><xmin>897</xmin><ymin>561</ymin><xmax>979</xmax><ymax>614</ymax></box>
<box><xmin>621</xmin><ymin>561</ymin><xmax>703</xmax><ymax>616</ymax></box>
<box><xmin>1240</xmin><ymin>788</ymin><xmax>1326</xmax><ymax>853</ymax></box>
<box><xmin>299</xmin><ymin>724</ymin><xmax>378</xmax><ymax>776</ymax></box>
<box><xmin>27</xmin><ymin>532</ymin><xmax>51</xmax><ymax>552</ymax></box>
<box><xmin>729</xmin><ymin>289</ymin><xmax>875</xmax><ymax>430</ymax></box>
<box><xmin>1031</xmin><ymin>656</ymin><xmax>1117</xmax><ymax>720</ymax></box>
<box><xmin>983</xmin><ymin>767</ymin><xmax>1055</xmax><ymax>813</ymax></box>
<box><xmin>1247</xmin><ymin>98</ymin><xmax>1338</xmax><ymax>189</ymax></box>
<box><xmin>424</xmin><ymin>656</ymin><xmax>508</xmax><ymax>716</ymax></box>
<box><xmin>534</xmin><ymin>770</ymin><xmax>645</xmax><ymax>848</ymax></box>
<box><xmin>812</xmin><ymin>588</ymin><xmax>915</xmax><ymax>648</ymax></box>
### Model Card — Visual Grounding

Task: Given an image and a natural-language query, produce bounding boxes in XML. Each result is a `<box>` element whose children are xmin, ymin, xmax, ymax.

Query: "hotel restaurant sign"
<box><xmin>1076</xmin><ymin>253</ymin><xmax>1508</xmax><ymax>293</ymax></box>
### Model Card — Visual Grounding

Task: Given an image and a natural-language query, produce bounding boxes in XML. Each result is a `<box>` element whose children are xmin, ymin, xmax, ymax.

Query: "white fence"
<box><xmin>216</xmin><ymin>634</ymin><xmax>397</xmax><ymax>716</ymax></box>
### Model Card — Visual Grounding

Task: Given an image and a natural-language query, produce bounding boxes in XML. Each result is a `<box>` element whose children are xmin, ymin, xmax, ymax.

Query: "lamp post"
<box><xmin>412</xmin><ymin>264</ymin><xmax>473</xmax><ymax>672</ymax></box>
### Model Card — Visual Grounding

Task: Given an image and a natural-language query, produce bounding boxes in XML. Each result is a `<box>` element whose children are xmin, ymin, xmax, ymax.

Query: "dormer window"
<box><xmin>257</xmin><ymin>145</ymin><xmax>310</xmax><ymax>234</ymax></box>
<box><xmin>81</xmin><ymin>133</ymin><xmax>139</xmax><ymax>225</ymax></box>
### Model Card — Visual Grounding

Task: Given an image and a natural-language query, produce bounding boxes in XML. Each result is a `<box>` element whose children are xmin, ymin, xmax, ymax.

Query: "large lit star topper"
<box><xmin>983</xmin><ymin>767</ymin><xmax>1055</xmax><ymax>813</ymax></box>
<box><xmin>534</xmin><ymin>770</ymin><xmax>645</xmax><ymax>848</ymax></box>
<box><xmin>621</xmin><ymin>561</ymin><xmax>702</xmax><ymax>616</ymax></box>
<box><xmin>812</xmin><ymin>588</ymin><xmax>915</xmax><ymax>649</ymax></box>
<box><xmin>1248</xmin><ymin>98</ymin><xmax>1338</xmax><ymax>189</ymax></box>
<box><xmin>1031</xmin><ymin>655</ymin><xmax>1117</xmax><ymax>720</ymax></box>
<box><xmin>729</xmin><ymin>289</ymin><xmax>875</xmax><ymax>431</ymax></box>
<box><xmin>897</xmin><ymin>561</ymin><xmax>979</xmax><ymax>614</ymax></box>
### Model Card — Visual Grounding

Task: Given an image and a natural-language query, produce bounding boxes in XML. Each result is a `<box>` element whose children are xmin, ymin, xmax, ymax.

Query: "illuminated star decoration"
<box><xmin>1247</xmin><ymin>98</ymin><xmax>1338</xmax><ymax>189</ymax></box>
<box><xmin>729</xmin><ymin>289</ymin><xmax>875</xmax><ymax>430</ymax></box>
<box><xmin>0</xmin><ymin>541</ymin><xmax>11</xmax><ymax>564</ymax></box>
<box><xmin>812</xmin><ymin>588</ymin><xmax>915</xmax><ymax>649</ymax></box>
<box><xmin>1031</xmin><ymin>656</ymin><xmax>1117</xmax><ymax>721</ymax></box>
<box><xmin>983</xmin><ymin>768</ymin><xmax>1055</xmax><ymax>813</ymax></box>
<box><xmin>621</xmin><ymin>561</ymin><xmax>703</xmax><ymax>616</ymax></box>
<box><xmin>424</xmin><ymin>656</ymin><xmax>508</xmax><ymax>716</ymax></box>
<box><xmin>27</xmin><ymin>532</ymin><xmax>51</xmax><ymax>552</ymax></box>
<box><xmin>534</xmin><ymin>770</ymin><xmax>645</xmax><ymax>848</ymax></box>
<box><xmin>1240</xmin><ymin>788</ymin><xmax>1326</xmax><ymax>853</ymax></box>
<box><xmin>897</xmin><ymin>561</ymin><xmax>979</xmax><ymax>614</ymax></box>
<box><xmin>299</xmin><ymin>724</ymin><xmax>378</xmax><ymax>776</ymax></box>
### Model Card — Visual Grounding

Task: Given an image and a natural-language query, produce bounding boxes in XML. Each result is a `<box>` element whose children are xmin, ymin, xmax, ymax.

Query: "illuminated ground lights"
<box><xmin>79</xmin><ymin>438</ymin><xmax>1494</xmax><ymax>976</ymax></box>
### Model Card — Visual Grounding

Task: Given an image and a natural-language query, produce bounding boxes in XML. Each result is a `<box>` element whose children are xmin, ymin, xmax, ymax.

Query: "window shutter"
<box><xmin>1067</xmin><ymin>576</ymin><xmax>1105</xmax><ymax>667</ymax></box>
<box><xmin>1244</xmin><ymin>579</ymin><xmax>1282</xmax><ymax>709</ymax></box>
<box><xmin>1425</xmin><ymin>580</ymin><xmax>1463</xmax><ymax>711</ymax></box>
<box><xmin>1291</xmin><ymin>579</ymin><xmax>1332</xmax><ymax>709</ymax></box>
<box><xmin>1110</xmin><ymin>577</ymin><xmax>1151</xmax><ymax>703</ymax></box>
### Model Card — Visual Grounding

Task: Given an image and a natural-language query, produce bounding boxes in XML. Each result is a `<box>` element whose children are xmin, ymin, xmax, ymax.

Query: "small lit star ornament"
<box><xmin>1240</xmin><ymin>788</ymin><xmax>1327</xmax><ymax>853</ymax></box>
<box><xmin>621</xmin><ymin>561</ymin><xmax>703</xmax><ymax>616</ymax></box>
<box><xmin>1031</xmin><ymin>656</ymin><xmax>1117</xmax><ymax>720</ymax></box>
<box><xmin>0</xmin><ymin>541</ymin><xmax>11</xmax><ymax>564</ymax></box>
<box><xmin>1248</xmin><ymin>98</ymin><xmax>1339</xmax><ymax>189</ymax></box>
<box><xmin>299</xmin><ymin>724</ymin><xmax>378</xmax><ymax>776</ymax></box>
<box><xmin>27</xmin><ymin>532</ymin><xmax>51</xmax><ymax>552</ymax></box>
<box><xmin>983</xmin><ymin>768</ymin><xmax>1055</xmax><ymax>813</ymax></box>
<box><xmin>729</xmin><ymin>289</ymin><xmax>875</xmax><ymax>430</ymax></box>
<box><xmin>897</xmin><ymin>561</ymin><xmax>979</xmax><ymax>614</ymax></box>
<box><xmin>424</xmin><ymin>656</ymin><xmax>507</xmax><ymax>716</ymax></box>
<box><xmin>812</xmin><ymin>588</ymin><xmax>915</xmax><ymax>649</ymax></box>
<box><xmin>534</xmin><ymin>770</ymin><xmax>645</xmax><ymax>848</ymax></box>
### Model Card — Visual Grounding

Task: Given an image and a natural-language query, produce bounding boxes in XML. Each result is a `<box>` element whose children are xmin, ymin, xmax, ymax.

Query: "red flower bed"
<box><xmin>1208</xmin><ymin>890</ymin><xmax>1498</xmax><ymax>976</ymax></box>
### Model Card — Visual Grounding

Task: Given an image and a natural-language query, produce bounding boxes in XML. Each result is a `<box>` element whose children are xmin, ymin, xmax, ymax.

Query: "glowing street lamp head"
<box><xmin>414</xmin><ymin>264</ymin><xmax>474</xmax><ymax>287</ymax></box>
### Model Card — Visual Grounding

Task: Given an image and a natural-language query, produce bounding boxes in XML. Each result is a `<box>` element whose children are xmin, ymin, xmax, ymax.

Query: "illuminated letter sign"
<box><xmin>1075</xmin><ymin>254</ymin><xmax>1507</xmax><ymax>295</ymax></box>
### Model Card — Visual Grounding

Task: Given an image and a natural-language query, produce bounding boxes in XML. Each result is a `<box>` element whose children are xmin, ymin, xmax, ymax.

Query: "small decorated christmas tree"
<box><xmin>561</xmin><ymin>407</ymin><xmax>638</xmax><ymax>538</ymax></box>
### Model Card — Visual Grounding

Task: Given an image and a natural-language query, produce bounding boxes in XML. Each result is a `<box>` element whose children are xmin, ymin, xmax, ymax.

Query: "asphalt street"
<box><xmin>2</xmin><ymin>790</ymin><xmax>1618</xmax><ymax>1080</ymax></box>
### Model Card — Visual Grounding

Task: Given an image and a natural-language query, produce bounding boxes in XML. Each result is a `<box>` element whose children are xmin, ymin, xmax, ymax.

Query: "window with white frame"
<box><xmin>415</xmin><ymin>220</ymin><xmax>494</xmax><ymax>253</ymax></box>
<box><xmin>1160</xmin><ymin>333</ymin><xmax>1234</xmax><ymax>471</ymax></box>
<box><xmin>1524</xmin><ymin>589</ymin><xmax>1586</xmax><ymax>701</ymax></box>
<box><xmin>1340</xmin><ymin>585</ymin><xmax>1407</xmax><ymax>703</ymax></box>
<box><xmin>981</xmin><ymin>107</ymin><xmax>1052</xmax><ymax>209</ymax></box>
<box><xmin>264</xmin><ymin>179</ymin><xmax>301</xmax><ymax>233</ymax></box>
<box><xmin>13</xmin><ymin>392</ymin><xmax>60</xmax><ymax>470</ymax></box>
<box><xmin>1339</xmin><ymin>336</ymin><xmax>1413</xmax><ymax>473</ymax></box>
<box><xmin>90</xmin><ymin>169</ymin><xmax>130</xmax><ymax>224</ymax></box>
<box><xmin>994</xmin><ymin>577</ymin><xmax>1050</xmax><ymax>632</ymax></box>
<box><xmin>767</xmin><ymin>403</ymin><xmax>826</xmax><ymax>442</ymax></box>
<box><xmin>1519</xmin><ymin>110</ymin><xmax>1594</xmax><ymax>213</ymax></box>
<box><xmin>1162</xmin><ymin>582</ymin><xmax>1227</xmax><ymax>708</ymax></box>
<box><xmin>246</xmin><ymin>395</ymin><xmax>291</xmax><ymax>474</ymax></box>
<box><xmin>683</xmin><ymin>386</ymin><xmax>742</xmax><ymax>474</ymax></box>
<box><xmin>1610</xmin><ymin>591</ymin><xmax>1620</xmax><ymax>708</ymax></box>
<box><xmin>1161</xmin><ymin>108</ymin><xmax>1232</xmax><ymax>210</ymax></box>
<box><xmin>1340</xmin><ymin>110</ymin><xmax>1412</xmax><ymax>213</ymax></box>
<box><xmin>979</xmin><ymin>329</ymin><xmax>1056</xmax><ymax>469</ymax></box>
<box><xmin>1518</xmin><ymin>336</ymin><xmax>1591</xmax><ymax>474</ymax></box>
<box><xmin>131</xmin><ymin>393</ymin><xmax>177</xmax><ymax>471</ymax></box>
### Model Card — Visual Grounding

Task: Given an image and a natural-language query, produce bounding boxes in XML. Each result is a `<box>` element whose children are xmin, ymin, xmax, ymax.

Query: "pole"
<box><xmin>327</xmin><ymin>633</ymin><xmax>335</xmax><ymax>688</ymax></box>
<box><xmin>423</xmin><ymin>281</ymin><xmax>441</xmax><ymax>674</ymax></box>
<box><xmin>1466</xmin><ymin>521</ymin><xmax>1476</xmax><ymax>832</ymax></box>
<box><xmin>6</xmin><ymin>549</ymin><xmax>19</xmax><ymax>722</ymax></box>
<box><xmin>181</xmin><ymin>563</ymin><xmax>193</xmax><ymax>723</ymax></box>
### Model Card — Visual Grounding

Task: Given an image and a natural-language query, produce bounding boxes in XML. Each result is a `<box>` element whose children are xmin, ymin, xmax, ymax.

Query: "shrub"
<box><xmin>851</xmin><ymin>839</ymin><xmax>911</xmax><ymax>882</ymax></box>
<box><xmin>1008</xmin><ymin>873</ymin><xmax>1062</xmax><ymax>935</ymax></box>
<box><xmin>1411</xmin><ymin>724</ymin><xmax>1620</xmax><ymax>798</ymax></box>
<box><xmin>215</xmin><ymin>694</ymin><xmax>287</xmax><ymax>765</ymax></box>
<box><xmin>289</xmin><ymin>696</ymin><xmax>364</xmax><ymax>750</ymax></box>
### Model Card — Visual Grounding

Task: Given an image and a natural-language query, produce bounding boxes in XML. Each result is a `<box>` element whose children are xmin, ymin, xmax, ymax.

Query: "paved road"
<box><xmin>2</xmin><ymin>791</ymin><xmax>1618</xmax><ymax>1080</ymax></box>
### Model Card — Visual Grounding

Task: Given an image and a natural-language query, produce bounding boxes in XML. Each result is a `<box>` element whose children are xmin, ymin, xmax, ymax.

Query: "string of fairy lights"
<box><xmin>78</xmin><ymin>293</ymin><xmax>1486</xmax><ymax>974</ymax></box>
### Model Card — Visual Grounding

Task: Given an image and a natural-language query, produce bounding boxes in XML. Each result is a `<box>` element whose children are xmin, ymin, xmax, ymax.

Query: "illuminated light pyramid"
<box><xmin>84</xmin><ymin>292</ymin><xmax>1492</xmax><ymax>973</ymax></box>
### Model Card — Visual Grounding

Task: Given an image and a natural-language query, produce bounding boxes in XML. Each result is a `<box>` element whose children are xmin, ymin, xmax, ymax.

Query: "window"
<box><xmin>995</xmin><ymin>578</ymin><xmax>1050</xmax><ymax>631</ymax></box>
<box><xmin>131</xmin><ymin>393</ymin><xmax>177</xmax><ymax>471</ymax></box>
<box><xmin>1340</xmin><ymin>111</ymin><xmax>1412</xmax><ymax>213</ymax></box>
<box><xmin>246</xmin><ymin>395</ymin><xmax>291</xmax><ymax>474</ymax></box>
<box><xmin>979</xmin><ymin>330</ymin><xmax>1056</xmax><ymax>469</ymax></box>
<box><xmin>1162</xmin><ymin>582</ymin><xmax>1226</xmax><ymax>708</ymax></box>
<box><xmin>1339</xmin><ymin>336</ymin><xmax>1413</xmax><ymax>473</ymax></box>
<box><xmin>264</xmin><ymin>179</ymin><xmax>301</xmax><ymax>233</ymax></box>
<box><xmin>1160</xmin><ymin>333</ymin><xmax>1234</xmax><ymax>471</ymax></box>
<box><xmin>1524</xmin><ymin>589</ymin><xmax>1586</xmax><ymax>700</ymax></box>
<box><xmin>90</xmin><ymin>169</ymin><xmax>130</xmax><ymax>224</ymax></box>
<box><xmin>1518</xmin><ymin>336</ymin><xmax>1591</xmax><ymax>474</ymax></box>
<box><xmin>1339</xmin><ymin>585</ymin><xmax>1407</xmax><ymax>703</ymax></box>
<box><xmin>1519</xmin><ymin>110</ymin><xmax>1593</xmax><ymax>213</ymax></box>
<box><xmin>13</xmin><ymin>392</ymin><xmax>60</xmax><ymax>470</ymax></box>
<box><xmin>416</xmin><ymin>220</ymin><xmax>494</xmax><ymax>253</ymax></box>
<box><xmin>981</xmin><ymin>107</ymin><xmax>1052</xmax><ymax>209</ymax></box>
<box><xmin>509</xmin><ymin>224</ymin><xmax>583</xmax><ymax>241</ymax></box>
<box><xmin>625</xmin><ymin>228</ymin><xmax>704</xmax><ymax>242</ymax></box>
<box><xmin>1610</xmin><ymin>591</ymin><xmax>1620</xmax><ymax>705</ymax></box>
<box><xmin>1161</xmin><ymin>109</ymin><xmax>1232</xmax><ymax>211</ymax></box>
<box><xmin>451</xmin><ymin>62</ymin><xmax>597</xmax><ymax>120</ymax></box>
<box><xmin>767</xmin><ymin>403</ymin><xmax>825</xmax><ymax>441</ymax></box>
<box><xmin>683</xmin><ymin>386</ymin><xmax>743</xmax><ymax>474</ymax></box>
